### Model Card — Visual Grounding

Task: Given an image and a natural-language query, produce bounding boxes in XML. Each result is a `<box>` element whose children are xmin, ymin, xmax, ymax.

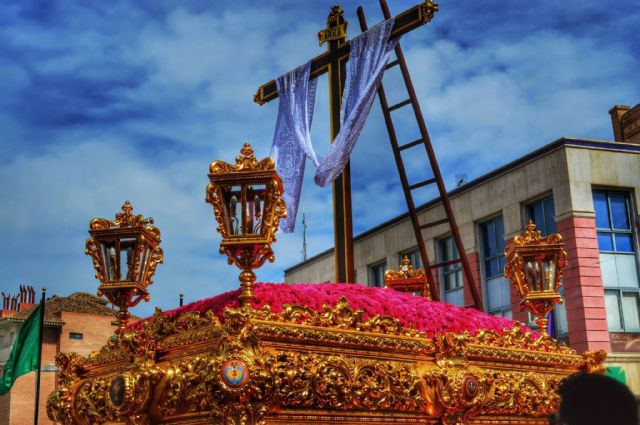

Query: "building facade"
<box><xmin>0</xmin><ymin>287</ymin><xmax>117</xmax><ymax>425</ymax></box>
<box><xmin>285</xmin><ymin>103</ymin><xmax>640</xmax><ymax>393</ymax></box>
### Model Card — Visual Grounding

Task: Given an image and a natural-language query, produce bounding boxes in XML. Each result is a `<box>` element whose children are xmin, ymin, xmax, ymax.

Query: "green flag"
<box><xmin>0</xmin><ymin>304</ymin><xmax>43</xmax><ymax>395</ymax></box>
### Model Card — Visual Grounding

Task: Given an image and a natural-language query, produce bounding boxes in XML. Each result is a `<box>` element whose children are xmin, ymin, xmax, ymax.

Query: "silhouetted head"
<box><xmin>553</xmin><ymin>372</ymin><xmax>638</xmax><ymax>425</ymax></box>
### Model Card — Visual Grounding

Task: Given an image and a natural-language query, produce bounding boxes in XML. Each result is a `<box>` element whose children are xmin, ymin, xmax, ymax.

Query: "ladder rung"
<box><xmin>430</xmin><ymin>258</ymin><xmax>462</xmax><ymax>269</ymax></box>
<box><xmin>398</xmin><ymin>138</ymin><xmax>423</xmax><ymax>151</ymax></box>
<box><xmin>387</xmin><ymin>99</ymin><xmax>412</xmax><ymax>112</ymax></box>
<box><xmin>419</xmin><ymin>218</ymin><xmax>449</xmax><ymax>230</ymax></box>
<box><xmin>385</xmin><ymin>59</ymin><xmax>400</xmax><ymax>70</ymax></box>
<box><xmin>408</xmin><ymin>178</ymin><xmax>436</xmax><ymax>191</ymax></box>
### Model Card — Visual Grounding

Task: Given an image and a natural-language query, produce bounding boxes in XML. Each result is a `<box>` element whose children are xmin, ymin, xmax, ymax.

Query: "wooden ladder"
<box><xmin>357</xmin><ymin>0</ymin><xmax>481</xmax><ymax>308</ymax></box>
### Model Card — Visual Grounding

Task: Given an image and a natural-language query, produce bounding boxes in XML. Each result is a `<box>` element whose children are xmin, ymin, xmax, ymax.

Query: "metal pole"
<box><xmin>33</xmin><ymin>287</ymin><xmax>46</xmax><ymax>425</ymax></box>
<box><xmin>302</xmin><ymin>209</ymin><xmax>308</xmax><ymax>261</ymax></box>
<box><xmin>179</xmin><ymin>293</ymin><xmax>184</xmax><ymax>307</ymax></box>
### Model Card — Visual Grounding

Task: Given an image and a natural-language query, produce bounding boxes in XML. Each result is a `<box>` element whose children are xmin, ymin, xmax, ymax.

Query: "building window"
<box><xmin>480</xmin><ymin>216</ymin><xmax>512</xmax><ymax>318</ymax></box>
<box><xmin>439</xmin><ymin>237</ymin><xmax>464</xmax><ymax>306</ymax></box>
<box><xmin>368</xmin><ymin>262</ymin><xmax>387</xmax><ymax>288</ymax></box>
<box><xmin>524</xmin><ymin>196</ymin><xmax>557</xmax><ymax>235</ymax></box>
<box><xmin>593</xmin><ymin>190</ymin><xmax>640</xmax><ymax>331</ymax></box>
<box><xmin>69</xmin><ymin>332</ymin><xmax>84</xmax><ymax>340</ymax></box>
<box><xmin>524</xmin><ymin>196</ymin><xmax>568</xmax><ymax>339</ymax></box>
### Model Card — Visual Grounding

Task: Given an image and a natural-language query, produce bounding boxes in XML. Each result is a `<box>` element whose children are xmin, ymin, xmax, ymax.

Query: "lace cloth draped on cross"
<box><xmin>271</xmin><ymin>19</ymin><xmax>397</xmax><ymax>232</ymax></box>
<box><xmin>270</xmin><ymin>61</ymin><xmax>319</xmax><ymax>233</ymax></box>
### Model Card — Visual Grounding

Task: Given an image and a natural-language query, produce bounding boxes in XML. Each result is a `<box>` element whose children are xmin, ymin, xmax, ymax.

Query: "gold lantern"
<box><xmin>206</xmin><ymin>143</ymin><xmax>286</xmax><ymax>306</ymax></box>
<box><xmin>85</xmin><ymin>201</ymin><xmax>164</xmax><ymax>334</ymax></box>
<box><xmin>504</xmin><ymin>221</ymin><xmax>567</xmax><ymax>336</ymax></box>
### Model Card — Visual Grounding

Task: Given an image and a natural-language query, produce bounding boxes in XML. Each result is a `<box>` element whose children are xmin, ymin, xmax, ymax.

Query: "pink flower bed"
<box><xmin>133</xmin><ymin>283</ymin><xmax>522</xmax><ymax>338</ymax></box>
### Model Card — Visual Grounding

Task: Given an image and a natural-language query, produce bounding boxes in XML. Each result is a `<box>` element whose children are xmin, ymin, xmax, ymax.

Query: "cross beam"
<box><xmin>254</xmin><ymin>1</ymin><xmax>438</xmax><ymax>284</ymax></box>
<box><xmin>254</xmin><ymin>1</ymin><xmax>438</xmax><ymax>105</ymax></box>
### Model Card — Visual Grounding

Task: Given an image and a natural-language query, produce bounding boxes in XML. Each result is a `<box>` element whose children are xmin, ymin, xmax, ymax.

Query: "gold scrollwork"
<box><xmin>71</xmin><ymin>368</ymin><xmax>161</xmax><ymax>425</ymax></box>
<box><xmin>73</xmin><ymin>377</ymin><xmax>114</xmax><ymax>424</ymax></box>
<box><xmin>424</xmin><ymin>368</ymin><xmax>491</xmax><ymax>424</ymax></box>
<box><xmin>270</xmin><ymin>353</ymin><xmax>425</xmax><ymax>412</ymax></box>
<box><xmin>256</xmin><ymin>297</ymin><xmax>425</xmax><ymax>338</ymax></box>
<box><xmin>483</xmin><ymin>371</ymin><xmax>563</xmax><ymax>417</ymax></box>
<box><xmin>89</xmin><ymin>200</ymin><xmax>156</xmax><ymax>231</ymax></box>
<box><xmin>46</xmin><ymin>352</ymin><xmax>86</xmax><ymax>424</ymax></box>
<box><xmin>424</xmin><ymin>368</ymin><xmax>566</xmax><ymax>423</ymax></box>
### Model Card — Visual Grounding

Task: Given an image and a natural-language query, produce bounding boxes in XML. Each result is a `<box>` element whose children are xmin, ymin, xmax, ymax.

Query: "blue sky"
<box><xmin>1</xmin><ymin>0</ymin><xmax>638</xmax><ymax>317</ymax></box>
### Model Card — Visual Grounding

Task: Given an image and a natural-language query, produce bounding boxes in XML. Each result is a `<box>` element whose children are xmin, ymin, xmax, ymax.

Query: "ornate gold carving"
<box><xmin>46</xmin><ymin>352</ymin><xmax>86</xmax><ymax>424</ymax></box>
<box><xmin>385</xmin><ymin>256</ymin><xmax>426</xmax><ymax>281</ymax></box>
<box><xmin>253</xmin><ymin>323</ymin><xmax>434</xmax><ymax>355</ymax></box>
<box><xmin>318</xmin><ymin>4</ymin><xmax>348</xmax><ymax>46</ymax></box>
<box><xmin>72</xmin><ymin>369</ymin><xmax>160</xmax><ymax>425</ymax></box>
<box><xmin>384</xmin><ymin>255</ymin><xmax>432</xmax><ymax>298</ymax></box>
<box><xmin>419</xmin><ymin>0</ymin><xmax>439</xmax><ymax>24</ymax></box>
<box><xmin>270</xmin><ymin>353</ymin><xmax>425</xmax><ymax>412</ymax></box>
<box><xmin>156</xmin><ymin>317</ymin><xmax>275</xmax><ymax>424</ymax></box>
<box><xmin>434</xmin><ymin>333</ymin><xmax>470</xmax><ymax>367</ymax></box>
<box><xmin>85</xmin><ymin>237</ymin><xmax>105</xmax><ymax>283</ymax></box>
<box><xmin>424</xmin><ymin>368</ymin><xmax>491</xmax><ymax>424</ymax></box>
<box><xmin>73</xmin><ymin>377</ymin><xmax>114</xmax><ymax>424</ymax></box>
<box><xmin>157</xmin><ymin>356</ymin><xmax>216</xmax><ymax>415</ymax></box>
<box><xmin>49</xmin><ymin>299</ymin><xmax>605</xmax><ymax>425</ymax></box>
<box><xmin>580</xmin><ymin>349</ymin><xmax>607</xmax><ymax>373</ymax></box>
<box><xmin>482</xmin><ymin>371</ymin><xmax>562</xmax><ymax>417</ymax></box>
<box><xmin>424</xmin><ymin>367</ymin><xmax>565</xmax><ymax>423</ymax></box>
<box><xmin>88</xmin><ymin>200</ymin><xmax>155</xmax><ymax>230</ymax></box>
<box><xmin>246</xmin><ymin>297</ymin><xmax>424</xmax><ymax>338</ymax></box>
<box><xmin>471</xmin><ymin>322</ymin><xmax>574</xmax><ymax>355</ymax></box>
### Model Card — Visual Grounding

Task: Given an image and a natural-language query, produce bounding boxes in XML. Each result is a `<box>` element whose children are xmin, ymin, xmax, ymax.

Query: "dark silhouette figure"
<box><xmin>551</xmin><ymin>372</ymin><xmax>638</xmax><ymax>425</ymax></box>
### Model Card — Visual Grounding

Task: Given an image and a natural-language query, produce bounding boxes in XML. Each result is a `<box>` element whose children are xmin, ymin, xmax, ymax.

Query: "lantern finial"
<box><xmin>85</xmin><ymin>201</ymin><xmax>164</xmax><ymax>334</ymax></box>
<box><xmin>206</xmin><ymin>143</ymin><xmax>286</xmax><ymax>307</ymax></box>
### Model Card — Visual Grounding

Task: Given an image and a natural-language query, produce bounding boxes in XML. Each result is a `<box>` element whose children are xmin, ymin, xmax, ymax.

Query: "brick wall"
<box><xmin>59</xmin><ymin>311</ymin><xmax>115</xmax><ymax>356</ymax></box>
<box><xmin>5</xmin><ymin>370</ymin><xmax>56</xmax><ymax>425</ymax></box>
<box><xmin>0</xmin><ymin>387</ymin><xmax>9</xmax><ymax>425</ymax></box>
<box><xmin>429</xmin><ymin>267</ymin><xmax>440</xmax><ymax>300</ymax></box>
<box><xmin>557</xmin><ymin>215</ymin><xmax>611</xmax><ymax>353</ymax></box>
<box><xmin>463</xmin><ymin>252</ymin><xmax>483</xmax><ymax>309</ymax></box>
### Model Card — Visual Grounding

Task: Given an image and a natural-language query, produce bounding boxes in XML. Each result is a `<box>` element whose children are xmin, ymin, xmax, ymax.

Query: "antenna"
<box><xmin>455</xmin><ymin>173</ymin><xmax>467</xmax><ymax>187</ymax></box>
<box><xmin>301</xmin><ymin>207</ymin><xmax>308</xmax><ymax>261</ymax></box>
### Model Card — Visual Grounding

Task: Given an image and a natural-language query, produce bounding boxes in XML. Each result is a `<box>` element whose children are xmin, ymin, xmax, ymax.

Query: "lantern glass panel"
<box><xmin>222</xmin><ymin>184</ymin><xmax>242</xmax><ymax>236</ymax></box>
<box><xmin>120</xmin><ymin>238</ymin><xmax>137</xmax><ymax>281</ymax></box>
<box><xmin>524</xmin><ymin>259</ymin><xmax>541</xmax><ymax>292</ymax></box>
<box><xmin>245</xmin><ymin>184</ymin><xmax>266</xmax><ymax>236</ymax></box>
<box><xmin>100</xmin><ymin>240</ymin><xmax>118</xmax><ymax>281</ymax></box>
<box><xmin>524</xmin><ymin>254</ymin><xmax>558</xmax><ymax>293</ymax></box>
<box><xmin>138</xmin><ymin>246</ymin><xmax>151</xmax><ymax>283</ymax></box>
<box><xmin>544</xmin><ymin>259</ymin><xmax>556</xmax><ymax>291</ymax></box>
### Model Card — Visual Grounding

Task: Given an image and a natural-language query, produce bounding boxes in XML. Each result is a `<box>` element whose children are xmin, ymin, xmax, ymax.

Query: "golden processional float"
<box><xmin>47</xmin><ymin>144</ymin><xmax>605</xmax><ymax>425</ymax></box>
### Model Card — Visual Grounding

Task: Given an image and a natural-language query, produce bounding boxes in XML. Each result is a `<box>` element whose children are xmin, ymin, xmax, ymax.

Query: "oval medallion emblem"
<box><xmin>462</xmin><ymin>375</ymin><xmax>479</xmax><ymax>400</ymax></box>
<box><xmin>221</xmin><ymin>359</ymin><xmax>250</xmax><ymax>388</ymax></box>
<box><xmin>109</xmin><ymin>376</ymin><xmax>126</xmax><ymax>407</ymax></box>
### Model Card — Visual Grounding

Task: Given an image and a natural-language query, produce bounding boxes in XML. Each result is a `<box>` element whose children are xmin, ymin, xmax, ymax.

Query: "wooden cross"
<box><xmin>254</xmin><ymin>1</ymin><xmax>438</xmax><ymax>283</ymax></box>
